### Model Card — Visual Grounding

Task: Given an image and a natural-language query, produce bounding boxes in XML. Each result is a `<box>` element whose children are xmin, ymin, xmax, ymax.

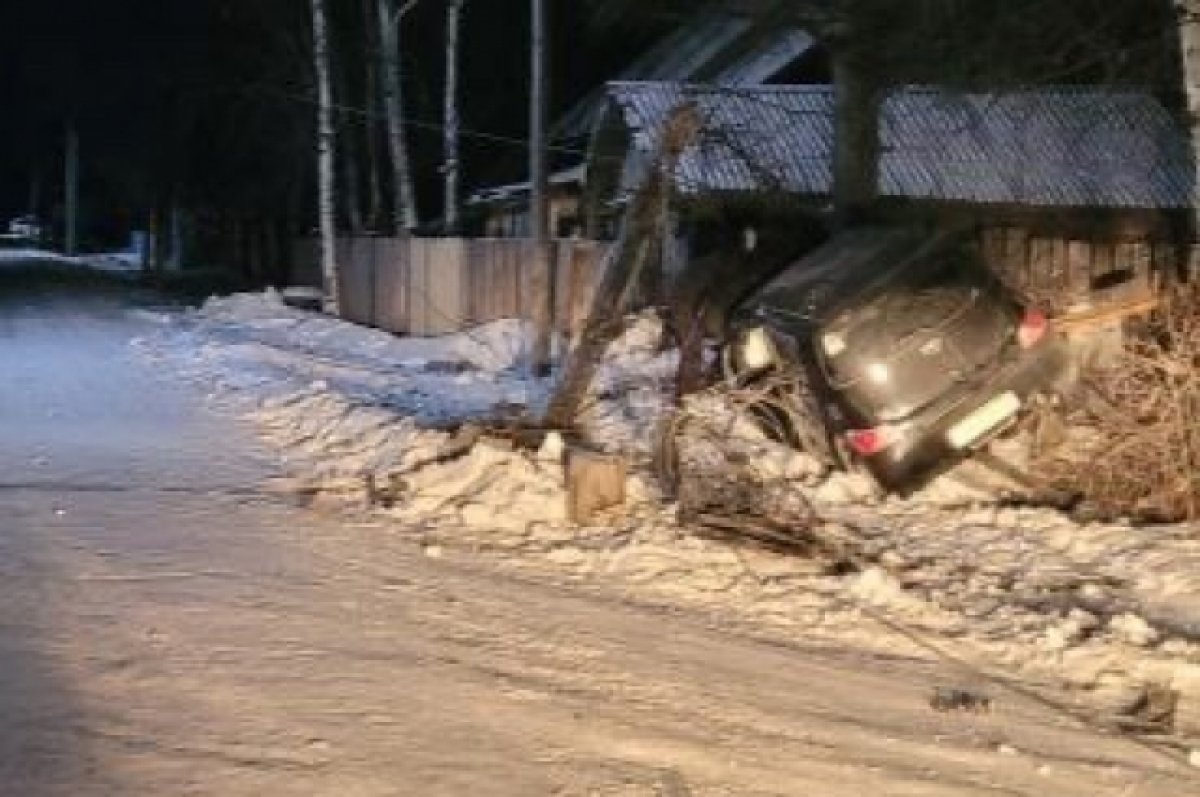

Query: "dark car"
<box><xmin>725</xmin><ymin>226</ymin><xmax>1070</xmax><ymax>492</ymax></box>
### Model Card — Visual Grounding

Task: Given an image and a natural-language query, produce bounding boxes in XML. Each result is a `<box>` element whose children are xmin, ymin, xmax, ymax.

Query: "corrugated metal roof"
<box><xmin>607</xmin><ymin>82</ymin><xmax>1194</xmax><ymax>209</ymax></box>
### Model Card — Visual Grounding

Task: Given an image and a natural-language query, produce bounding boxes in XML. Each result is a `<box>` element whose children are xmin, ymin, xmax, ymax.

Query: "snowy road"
<box><xmin>0</xmin><ymin>278</ymin><xmax>1193</xmax><ymax>795</ymax></box>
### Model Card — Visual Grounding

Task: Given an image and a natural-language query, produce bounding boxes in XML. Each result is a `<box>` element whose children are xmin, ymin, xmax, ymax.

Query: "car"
<box><xmin>5</xmin><ymin>214</ymin><xmax>43</xmax><ymax>243</ymax></box>
<box><xmin>724</xmin><ymin>226</ymin><xmax>1071</xmax><ymax>493</ymax></box>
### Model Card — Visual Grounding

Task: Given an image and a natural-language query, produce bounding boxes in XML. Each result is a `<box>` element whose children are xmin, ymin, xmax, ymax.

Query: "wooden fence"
<box><xmin>979</xmin><ymin>226</ymin><xmax>1169</xmax><ymax>317</ymax></box>
<box><xmin>293</xmin><ymin>237</ymin><xmax>611</xmax><ymax>337</ymax></box>
<box><xmin>294</xmin><ymin>228</ymin><xmax>1177</xmax><ymax>340</ymax></box>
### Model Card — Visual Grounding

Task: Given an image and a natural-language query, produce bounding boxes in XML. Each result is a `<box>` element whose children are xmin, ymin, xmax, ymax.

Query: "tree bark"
<box><xmin>443</xmin><ymin>0</ymin><xmax>464</xmax><ymax>234</ymax></box>
<box><xmin>530</xmin><ymin>0</ymin><xmax>554</xmax><ymax>372</ymax></box>
<box><xmin>311</xmin><ymin>0</ymin><xmax>341</xmax><ymax>313</ymax></box>
<box><xmin>334</xmin><ymin>54</ymin><xmax>365</xmax><ymax>233</ymax></box>
<box><xmin>830</xmin><ymin>34</ymin><xmax>881</xmax><ymax>227</ymax></box>
<box><xmin>361</xmin><ymin>0</ymin><xmax>384</xmax><ymax>230</ymax></box>
<box><xmin>64</xmin><ymin>124</ymin><xmax>79</xmax><ymax>256</ymax></box>
<box><xmin>377</xmin><ymin>0</ymin><xmax>419</xmax><ymax>234</ymax></box>
<box><xmin>1177</xmin><ymin>0</ymin><xmax>1200</xmax><ymax>233</ymax></box>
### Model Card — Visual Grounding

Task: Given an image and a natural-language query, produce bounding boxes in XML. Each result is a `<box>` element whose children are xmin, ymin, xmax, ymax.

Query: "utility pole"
<box><xmin>64</xmin><ymin>124</ymin><xmax>79</xmax><ymax>256</ymax></box>
<box><xmin>529</xmin><ymin>0</ymin><xmax>554</xmax><ymax>373</ymax></box>
<box><xmin>443</xmin><ymin>0</ymin><xmax>464</xmax><ymax>233</ymax></box>
<box><xmin>529</xmin><ymin>0</ymin><xmax>549</xmax><ymax>243</ymax></box>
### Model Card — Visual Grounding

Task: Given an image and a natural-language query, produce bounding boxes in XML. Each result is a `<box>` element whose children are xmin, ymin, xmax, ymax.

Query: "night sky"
<box><xmin>0</xmin><ymin>0</ymin><xmax>667</xmax><ymax>239</ymax></box>
<box><xmin>3</xmin><ymin>0</ymin><xmax>1177</xmax><ymax>244</ymax></box>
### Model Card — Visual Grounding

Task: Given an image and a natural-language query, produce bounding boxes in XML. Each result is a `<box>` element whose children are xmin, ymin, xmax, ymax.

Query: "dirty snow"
<box><xmin>143</xmin><ymin>291</ymin><xmax>1200</xmax><ymax>740</ymax></box>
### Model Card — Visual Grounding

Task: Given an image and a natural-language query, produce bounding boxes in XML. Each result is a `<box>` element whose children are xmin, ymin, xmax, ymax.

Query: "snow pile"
<box><xmin>181</xmin><ymin>292</ymin><xmax>550</xmax><ymax>426</ymax></box>
<box><xmin>0</xmin><ymin>247</ymin><xmax>73</xmax><ymax>265</ymax></box>
<box><xmin>382</xmin><ymin>440</ymin><xmax>570</xmax><ymax>533</ymax></box>
<box><xmin>144</xmin><ymin>291</ymin><xmax>1200</xmax><ymax>736</ymax></box>
<box><xmin>579</xmin><ymin>313</ymin><xmax>681</xmax><ymax>456</ymax></box>
<box><xmin>150</xmin><ymin>291</ymin><xmax>606</xmax><ymax>534</ymax></box>
<box><xmin>0</xmin><ymin>246</ymin><xmax>144</xmax><ymax>274</ymax></box>
<box><xmin>81</xmin><ymin>252</ymin><xmax>143</xmax><ymax>273</ymax></box>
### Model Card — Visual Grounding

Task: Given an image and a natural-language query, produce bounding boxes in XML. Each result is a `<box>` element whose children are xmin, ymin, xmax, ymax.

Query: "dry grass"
<box><xmin>1046</xmin><ymin>280</ymin><xmax>1200</xmax><ymax>522</ymax></box>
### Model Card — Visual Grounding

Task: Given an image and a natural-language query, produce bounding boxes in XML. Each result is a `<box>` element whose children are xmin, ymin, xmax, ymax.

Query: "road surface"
<box><xmin>0</xmin><ymin>273</ymin><xmax>1193</xmax><ymax>795</ymax></box>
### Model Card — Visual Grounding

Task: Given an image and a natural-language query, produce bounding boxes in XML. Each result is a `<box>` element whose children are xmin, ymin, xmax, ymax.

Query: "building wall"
<box><xmin>481</xmin><ymin>192</ymin><xmax>583</xmax><ymax>239</ymax></box>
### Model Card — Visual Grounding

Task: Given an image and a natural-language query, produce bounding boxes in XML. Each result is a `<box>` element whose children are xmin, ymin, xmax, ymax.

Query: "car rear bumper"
<box><xmin>860</xmin><ymin>338</ymin><xmax>1070</xmax><ymax>491</ymax></box>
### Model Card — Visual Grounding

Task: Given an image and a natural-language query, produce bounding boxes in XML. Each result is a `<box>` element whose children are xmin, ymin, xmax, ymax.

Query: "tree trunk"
<box><xmin>829</xmin><ymin>17</ymin><xmax>881</xmax><ymax>227</ymax></box>
<box><xmin>167</xmin><ymin>195</ymin><xmax>185</xmax><ymax>271</ymax></box>
<box><xmin>443</xmin><ymin>0</ymin><xmax>464</xmax><ymax>234</ymax></box>
<box><xmin>1177</xmin><ymin>0</ymin><xmax>1200</xmax><ymax>233</ymax></box>
<box><xmin>361</xmin><ymin>0</ymin><xmax>384</xmax><ymax>230</ymax></box>
<box><xmin>341</xmin><ymin>140</ymin><xmax>365</xmax><ymax>234</ymax></box>
<box><xmin>377</xmin><ymin>0</ymin><xmax>419</xmax><ymax>234</ymax></box>
<box><xmin>64</xmin><ymin>124</ymin><xmax>79</xmax><ymax>256</ymax></box>
<box><xmin>311</xmin><ymin>0</ymin><xmax>341</xmax><ymax>313</ymax></box>
<box><xmin>335</xmin><ymin>55</ymin><xmax>365</xmax><ymax>233</ymax></box>
<box><xmin>530</xmin><ymin>0</ymin><xmax>553</xmax><ymax>372</ymax></box>
<box><xmin>27</xmin><ymin>170</ymin><xmax>41</xmax><ymax>220</ymax></box>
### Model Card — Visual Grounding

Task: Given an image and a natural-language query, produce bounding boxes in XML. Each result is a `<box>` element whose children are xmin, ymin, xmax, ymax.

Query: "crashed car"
<box><xmin>725</xmin><ymin>226</ymin><xmax>1070</xmax><ymax>492</ymax></box>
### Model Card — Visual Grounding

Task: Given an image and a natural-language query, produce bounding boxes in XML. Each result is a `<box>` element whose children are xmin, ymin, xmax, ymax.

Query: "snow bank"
<box><xmin>143</xmin><ymin>291</ymin><xmax>1200</xmax><ymax>737</ymax></box>
<box><xmin>0</xmin><ymin>247</ymin><xmax>143</xmax><ymax>273</ymax></box>
<box><xmin>0</xmin><ymin>247</ymin><xmax>75</xmax><ymax>265</ymax></box>
<box><xmin>579</xmin><ymin>313</ymin><xmax>681</xmax><ymax>456</ymax></box>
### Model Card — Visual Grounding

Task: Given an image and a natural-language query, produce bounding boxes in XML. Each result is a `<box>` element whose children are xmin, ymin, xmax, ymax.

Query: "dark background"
<box><xmin>0</xmin><ymin>0</ymin><xmax>672</xmax><ymax>246</ymax></box>
<box><xmin>0</xmin><ymin>1</ymin><xmax>1182</xmax><ymax>252</ymax></box>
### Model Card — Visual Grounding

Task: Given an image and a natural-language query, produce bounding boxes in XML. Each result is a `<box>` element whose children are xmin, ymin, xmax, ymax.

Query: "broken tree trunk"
<box><xmin>565</xmin><ymin>447</ymin><xmax>627</xmax><ymax>524</ymax></box>
<box><xmin>541</xmin><ymin>105</ymin><xmax>700</xmax><ymax>430</ymax></box>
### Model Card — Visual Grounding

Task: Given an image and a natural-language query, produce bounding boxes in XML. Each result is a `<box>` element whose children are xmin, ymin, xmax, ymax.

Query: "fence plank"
<box><xmin>374</xmin><ymin>237</ymin><xmax>407</xmax><ymax>334</ymax></box>
<box><xmin>299</xmin><ymin>236</ymin><xmax>609</xmax><ymax>337</ymax></box>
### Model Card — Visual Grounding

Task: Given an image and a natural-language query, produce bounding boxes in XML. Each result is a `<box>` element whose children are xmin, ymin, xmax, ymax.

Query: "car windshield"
<box><xmin>817</xmin><ymin>248</ymin><xmax>1017</xmax><ymax>422</ymax></box>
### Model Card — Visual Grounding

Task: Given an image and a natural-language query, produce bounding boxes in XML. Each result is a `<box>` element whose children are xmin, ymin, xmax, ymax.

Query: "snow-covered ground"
<box><xmin>142</xmin><ymin>290</ymin><xmax>1200</xmax><ymax>741</ymax></box>
<box><xmin>0</xmin><ymin>245</ymin><xmax>143</xmax><ymax>272</ymax></box>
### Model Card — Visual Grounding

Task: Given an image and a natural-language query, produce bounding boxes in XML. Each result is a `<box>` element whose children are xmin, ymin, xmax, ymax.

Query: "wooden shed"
<box><xmin>586</xmin><ymin>82</ymin><xmax>1195</xmax><ymax>319</ymax></box>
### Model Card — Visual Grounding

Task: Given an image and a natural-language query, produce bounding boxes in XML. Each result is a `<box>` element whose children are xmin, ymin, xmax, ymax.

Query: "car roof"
<box><xmin>745</xmin><ymin>225</ymin><xmax>965</xmax><ymax>326</ymax></box>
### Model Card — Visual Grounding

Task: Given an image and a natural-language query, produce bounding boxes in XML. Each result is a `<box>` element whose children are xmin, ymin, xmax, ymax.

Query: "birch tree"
<box><xmin>311</xmin><ymin>0</ymin><xmax>341</xmax><ymax>313</ymax></box>
<box><xmin>377</xmin><ymin>0</ymin><xmax>419</xmax><ymax>233</ymax></box>
<box><xmin>361</xmin><ymin>0</ymin><xmax>384</xmax><ymax>229</ymax></box>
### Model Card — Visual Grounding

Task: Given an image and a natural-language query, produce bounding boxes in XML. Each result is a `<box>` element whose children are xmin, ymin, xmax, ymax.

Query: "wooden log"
<box><xmin>565</xmin><ymin>448</ymin><xmax>627</xmax><ymax>524</ymax></box>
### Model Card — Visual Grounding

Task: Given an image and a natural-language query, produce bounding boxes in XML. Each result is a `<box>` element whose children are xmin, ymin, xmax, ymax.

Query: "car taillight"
<box><xmin>846</xmin><ymin>426</ymin><xmax>897</xmax><ymax>457</ymax></box>
<box><xmin>1017</xmin><ymin>308</ymin><xmax>1048</xmax><ymax>349</ymax></box>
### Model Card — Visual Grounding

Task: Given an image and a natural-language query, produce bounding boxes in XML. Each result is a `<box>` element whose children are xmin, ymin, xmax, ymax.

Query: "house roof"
<box><xmin>466</xmin><ymin>164</ymin><xmax>587</xmax><ymax>206</ymax></box>
<box><xmin>553</xmin><ymin>11</ymin><xmax>816</xmax><ymax>143</ymax></box>
<box><xmin>606</xmin><ymin>82</ymin><xmax>1194</xmax><ymax>209</ymax></box>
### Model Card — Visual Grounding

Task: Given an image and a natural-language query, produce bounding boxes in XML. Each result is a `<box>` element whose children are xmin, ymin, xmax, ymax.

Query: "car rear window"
<box><xmin>817</xmin><ymin>249</ymin><xmax>1018</xmax><ymax>421</ymax></box>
